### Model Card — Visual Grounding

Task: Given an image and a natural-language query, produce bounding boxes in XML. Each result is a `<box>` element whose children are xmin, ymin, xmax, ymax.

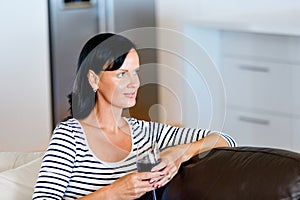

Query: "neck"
<box><xmin>82</xmin><ymin>99</ymin><xmax>126</xmax><ymax>133</ymax></box>
<box><xmin>96</xmin><ymin>105</ymin><xmax>124</xmax><ymax>129</ymax></box>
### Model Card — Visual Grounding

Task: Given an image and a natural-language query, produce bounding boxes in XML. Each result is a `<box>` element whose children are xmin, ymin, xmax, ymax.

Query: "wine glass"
<box><xmin>136</xmin><ymin>142</ymin><xmax>160</xmax><ymax>200</ymax></box>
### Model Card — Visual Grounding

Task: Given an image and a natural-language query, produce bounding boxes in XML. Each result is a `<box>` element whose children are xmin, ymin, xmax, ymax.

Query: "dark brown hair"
<box><xmin>69</xmin><ymin>33</ymin><xmax>137</xmax><ymax>119</ymax></box>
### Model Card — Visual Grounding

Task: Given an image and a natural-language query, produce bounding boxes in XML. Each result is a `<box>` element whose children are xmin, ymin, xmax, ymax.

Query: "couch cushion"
<box><xmin>0</xmin><ymin>155</ymin><xmax>43</xmax><ymax>200</ymax></box>
<box><xmin>0</xmin><ymin>152</ymin><xmax>44</xmax><ymax>172</ymax></box>
<box><xmin>159</xmin><ymin>147</ymin><xmax>300</xmax><ymax>200</ymax></box>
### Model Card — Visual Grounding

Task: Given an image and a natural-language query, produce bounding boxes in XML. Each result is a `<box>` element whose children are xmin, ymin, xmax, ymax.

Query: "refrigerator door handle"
<box><xmin>62</xmin><ymin>0</ymin><xmax>96</xmax><ymax>10</ymax></box>
<box><xmin>104</xmin><ymin>0</ymin><xmax>115</xmax><ymax>32</ymax></box>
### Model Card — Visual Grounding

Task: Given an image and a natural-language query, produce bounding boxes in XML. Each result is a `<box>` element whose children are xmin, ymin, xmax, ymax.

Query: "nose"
<box><xmin>127</xmin><ymin>72</ymin><xmax>140</xmax><ymax>88</ymax></box>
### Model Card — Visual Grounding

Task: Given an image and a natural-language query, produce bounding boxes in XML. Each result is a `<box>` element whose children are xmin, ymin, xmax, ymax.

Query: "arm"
<box><xmin>32</xmin><ymin>122</ymin><xmax>76</xmax><ymax>199</ymax></box>
<box><xmin>151</xmin><ymin>134</ymin><xmax>233</xmax><ymax>188</ymax></box>
<box><xmin>153</xmin><ymin>133</ymin><xmax>232</xmax><ymax>174</ymax></box>
<box><xmin>172</xmin><ymin>132</ymin><xmax>233</xmax><ymax>164</ymax></box>
<box><xmin>152</xmin><ymin>122</ymin><xmax>236</xmax><ymax>150</ymax></box>
<box><xmin>149</xmin><ymin>122</ymin><xmax>236</xmax><ymax>188</ymax></box>
<box><xmin>77</xmin><ymin>171</ymin><xmax>163</xmax><ymax>200</ymax></box>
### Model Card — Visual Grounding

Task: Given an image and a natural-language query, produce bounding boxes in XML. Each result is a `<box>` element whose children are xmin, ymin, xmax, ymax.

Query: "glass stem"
<box><xmin>152</xmin><ymin>189</ymin><xmax>157</xmax><ymax>200</ymax></box>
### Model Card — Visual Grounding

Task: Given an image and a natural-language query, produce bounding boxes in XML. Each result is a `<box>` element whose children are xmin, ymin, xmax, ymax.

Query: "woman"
<box><xmin>32</xmin><ymin>33</ymin><xmax>236</xmax><ymax>200</ymax></box>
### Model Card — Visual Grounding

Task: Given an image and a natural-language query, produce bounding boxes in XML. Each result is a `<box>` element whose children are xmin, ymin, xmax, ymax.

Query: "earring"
<box><xmin>93</xmin><ymin>88</ymin><xmax>97</xmax><ymax>93</ymax></box>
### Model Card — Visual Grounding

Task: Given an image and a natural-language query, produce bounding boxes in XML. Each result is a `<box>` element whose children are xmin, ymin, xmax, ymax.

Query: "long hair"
<box><xmin>68</xmin><ymin>33</ymin><xmax>137</xmax><ymax>119</ymax></box>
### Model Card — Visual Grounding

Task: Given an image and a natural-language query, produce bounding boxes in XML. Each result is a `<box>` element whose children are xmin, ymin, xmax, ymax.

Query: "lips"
<box><xmin>124</xmin><ymin>92</ymin><xmax>136</xmax><ymax>99</ymax></box>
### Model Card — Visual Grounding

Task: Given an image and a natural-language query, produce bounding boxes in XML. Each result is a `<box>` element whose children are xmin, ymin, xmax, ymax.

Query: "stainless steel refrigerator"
<box><xmin>48</xmin><ymin>0</ymin><xmax>158</xmax><ymax>126</ymax></box>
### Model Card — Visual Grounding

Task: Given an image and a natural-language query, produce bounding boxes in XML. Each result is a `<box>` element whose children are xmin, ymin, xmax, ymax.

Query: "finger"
<box><xmin>151</xmin><ymin>161</ymin><xmax>167</xmax><ymax>172</ymax></box>
<box><xmin>148</xmin><ymin>163</ymin><xmax>172</xmax><ymax>183</ymax></box>
<box><xmin>134</xmin><ymin>185</ymin><xmax>157</xmax><ymax>199</ymax></box>
<box><xmin>135</xmin><ymin>180</ymin><xmax>156</xmax><ymax>189</ymax></box>
<box><xmin>138</xmin><ymin>171</ymin><xmax>165</xmax><ymax>181</ymax></box>
<box><xmin>151</xmin><ymin>174</ymin><xmax>170</xmax><ymax>189</ymax></box>
<box><xmin>131</xmin><ymin>174</ymin><xmax>158</xmax><ymax>191</ymax></box>
<box><xmin>129</xmin><ymin>184</ymin><xmax>156</xmax><ymax>200</ymax></box>
<box><xmin>152</xmin><ymin>168</ymin><xmax>177</xmax><ymax>188</ymax></box>
<box><xmin>149</xmin><ymin>173</ymin><xmax>171</xmax><ymax>184</ymax></box>
<box><xmin>149</xmin><ymin>175</ymin><xmax>165</xmax><ymax>184</ymax></box>
<box><xmin>150</xmin><ymin>171</ymin><xmax>167</xmax><ymax>184</ymax></box>
<box><xmin>152</xmin><ymin>175</ymin><xmax>170</xmax><ymax>189</ymax></box>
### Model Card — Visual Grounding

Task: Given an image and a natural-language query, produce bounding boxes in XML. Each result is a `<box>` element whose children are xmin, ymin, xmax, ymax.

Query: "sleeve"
<box><xmin>149</xmin><ymin>121</ymin><xmax>237</xmax><ymax>149</ymax></box>
<box><xmin>32</xmin><ymin>122</ymin><xmax>76</xmax><ymax>200</ymax></box>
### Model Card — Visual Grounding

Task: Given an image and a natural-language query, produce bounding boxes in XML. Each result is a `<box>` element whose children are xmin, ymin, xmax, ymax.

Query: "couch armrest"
<box><xmin>140</xmin><ymin>147</ymin><xmax>300</xmax><ymax>200</ymax></box>
<box><xmin>0</xmin><ymin>155</ymin><xmax>43</xmax><ymax>200</ymax></box>
<box><xmin>0</xmin><ymin>152</ymin><xmax>44</xmax><ymax>172</ymax></box>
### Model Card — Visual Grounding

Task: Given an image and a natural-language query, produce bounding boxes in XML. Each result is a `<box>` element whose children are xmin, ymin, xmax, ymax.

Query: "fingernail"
<box><xmin>156</xmin><ymin>184</ymin><xmax>160</xmax><ymax>189</ymax></box>
<box><xmin>149</xmin><ymin>179</ymin><xmax>155</xmax><ymax>184</ymax></box>
<box><xmin>160</xmin><ymin>172</ymin><xmax>165</xmax><ymax>176</ymax></box>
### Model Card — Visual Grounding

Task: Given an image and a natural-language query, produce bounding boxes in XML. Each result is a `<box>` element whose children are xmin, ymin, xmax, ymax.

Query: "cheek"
<box><xmin>99</xmin><ymin>76</ymin><xmax>120</xmax><ymax>92</ymax></box>
<box><xmin>108</xmin><ymin>82</ymin><xmax>126</xmax><ymax>97</ymax></box>
<box><xmin>117</xmin><ymin>80</ymin><xmax>129</xmax><ymax>89</ymax></box>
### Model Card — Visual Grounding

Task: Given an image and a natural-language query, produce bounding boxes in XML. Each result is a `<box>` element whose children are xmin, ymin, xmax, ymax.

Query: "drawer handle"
<box><xmin>239</xmin><ymin>65</ymin><xmax>270</xmax><ymax>73</ymax></box>
<box><xmin>238</xmin><ymin>115</ymin><xmax>270</xmax><ymax>126</ymax></box>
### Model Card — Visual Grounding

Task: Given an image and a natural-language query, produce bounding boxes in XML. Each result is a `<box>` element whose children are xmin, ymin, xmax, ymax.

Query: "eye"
<box><xmin>133</xmin><ymin>69</ymin><xmax>140</xmax><ymax>75</ymax></box>
<box><xmin>117</xmin><ymin>71</ymin><xmax>126</xmax><ymax>78</ymax></box>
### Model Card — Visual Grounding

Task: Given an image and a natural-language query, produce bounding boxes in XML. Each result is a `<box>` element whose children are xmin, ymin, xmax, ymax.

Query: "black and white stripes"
<box><xmin>33</xmin><ymin>118</ymin><xmax>236</xmax><ymax>200</ymax></box>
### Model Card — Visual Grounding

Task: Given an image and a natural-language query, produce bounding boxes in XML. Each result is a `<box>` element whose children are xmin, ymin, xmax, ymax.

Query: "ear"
<box><xmin>87</xmin><ymin>70</ymin><xmax>99</xmax><ymax>91</ymax></box>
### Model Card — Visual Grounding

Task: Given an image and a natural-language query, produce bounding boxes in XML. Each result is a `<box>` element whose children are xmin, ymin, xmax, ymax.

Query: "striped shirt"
<box><xmin>32</xmin><ymin>118</ymin><xmax>236</xmax><ymax>199</ymax></box>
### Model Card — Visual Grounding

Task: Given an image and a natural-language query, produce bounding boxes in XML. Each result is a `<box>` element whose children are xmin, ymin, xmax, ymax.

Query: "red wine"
<box><xmin>137</xmin><ymin>144</ymin><xmax>160</xmax><ymax>172</ymax></box>
<box><xmin>137</xmin><ymin>160</ymin><xmax>158</xmax><ymax>172</ymax></box>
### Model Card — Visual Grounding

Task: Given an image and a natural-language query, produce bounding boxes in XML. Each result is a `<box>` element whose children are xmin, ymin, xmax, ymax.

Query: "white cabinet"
<box><xmin>292</xmin><ymin>66</ymin><xmax>300</xmax><ymax>116</ymax></box>
<box><xmin>224</xmin><ymin>109</ymin><xmax>292</xmax><ymax>150</ymax></box>
<box><xmin>221</xmin><ymin>31</ymin><xmax>300</xmax><ymax>63</ymax></box>
<box><xmin>291</xmin><ymin>66</ymin><xmax>300</xmax><ymax>151</ymax></box>
<box><xmin>218</xmin><ymin>31</ymin><xmax>300</xmax><ymax>151</ymax></box>
<box><xmin>292</xmin><ymin>118</ymin><xmax>300</xmax><ymax>152</ymax></box>
<box><xmin>183</xmin><ymin>24</ymin><xmax>300</xmax><ymax>152</ymax></box>
<box><xmin>223</xmin><ymin>58</ymin><xmax>293</xmax><ymax>114</ymax></box>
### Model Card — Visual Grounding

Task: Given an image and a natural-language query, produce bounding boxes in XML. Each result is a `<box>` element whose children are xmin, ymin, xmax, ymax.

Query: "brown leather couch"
<box><xmin>140</xmin><ymin>147</ymin><xmax>300</xmax><ymax>200</ymax></box>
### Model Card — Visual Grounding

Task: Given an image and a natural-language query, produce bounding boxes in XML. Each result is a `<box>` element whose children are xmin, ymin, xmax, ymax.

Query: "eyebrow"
<box><xmin>118</xmin><ymin>67</ymin><xmax>140</xmax><ymax>72</ymax></box>
<box><xmin>118</xmin><ymin>69</ymin><xmax>128</xmax><ymax>72</ymax></box>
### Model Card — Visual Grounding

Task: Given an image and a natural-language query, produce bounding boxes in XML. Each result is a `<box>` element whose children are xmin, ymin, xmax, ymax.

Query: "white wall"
<box><xmin>156</xmin><ymin>0</ymin><xmax>300</xmax><ymax>128</ymax></box>
<box><xmin>0</xmin><ymin>1</ymin><xmax>52</xmax><ymax>152</ymax></box>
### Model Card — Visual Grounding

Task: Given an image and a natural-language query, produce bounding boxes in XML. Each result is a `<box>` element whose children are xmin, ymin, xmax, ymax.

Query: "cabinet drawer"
<box><xmin>221</xmin><ymin>31</ymin><xmax>300</xmax><ymax>63</ymax></box>
<box><xmin>222</xmin><ymin>58</ymin><xmax>292</xmax><ymax>114</ymax></box>
<box><xmin>223</xmin><ymin>109</ymin><xmax>292</xmax><ymax>150</ymax></box>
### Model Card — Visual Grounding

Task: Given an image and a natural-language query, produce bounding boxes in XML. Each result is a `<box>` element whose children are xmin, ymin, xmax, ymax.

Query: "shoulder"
<box><xmin>46</xmin><ymin>119</ymin><xmax>81</xmax><ymax>154</ymax></box>
<box><xmin>125</xmin><ymin>117</ymin><xmax>159</xmax><ymax>126</ymax></box>
<box><xmin>124</xmin><ymin>117</ymin><xmax>166</xmax><ymax>130</ymax></box>
<box><xmin>55</xmin><ymin>118</ymin><xmax>81</xmax><ymax>130</ymax></box>
<box><xmin>124</xmin><ymin>117</ymin><xmax>142</xmax><ymax>126</ymax></box>
<box><xmin>52</xmin><ymin>118</ymin><xmax>83</xmax><ymax>139</ymax></box>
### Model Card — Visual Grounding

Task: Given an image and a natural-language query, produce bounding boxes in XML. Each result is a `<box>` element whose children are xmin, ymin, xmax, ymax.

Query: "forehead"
<box><xmin>119</xmin><ymin>49</ymin><xmax>139</xmax><ymax>70</ymax></box>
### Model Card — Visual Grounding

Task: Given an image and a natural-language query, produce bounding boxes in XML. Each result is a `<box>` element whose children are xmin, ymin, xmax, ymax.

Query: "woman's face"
<box><xmin>97</xmin><ymin>49</ymin><xmax>140</xmax><ymax>109</ymax></box>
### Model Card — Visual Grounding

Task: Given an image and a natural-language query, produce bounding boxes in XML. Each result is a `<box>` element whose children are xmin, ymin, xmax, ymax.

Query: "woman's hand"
<box><xmin>104</xmin><ymin>171</ymin><xmax>164</xmax><ymax>200</ymax></box>
<box><xmin>149</xmin><ymin>134</ymin><xmax>230</xmax><ymax>188</ymax></box>
<box><xmin>149</xmin><ymin>144</ymin><xmax>190</xmax><ymax>189</ymax></box>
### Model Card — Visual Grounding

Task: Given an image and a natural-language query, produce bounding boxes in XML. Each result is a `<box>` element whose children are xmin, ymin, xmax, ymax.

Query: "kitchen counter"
<box><xmin>188</xmin><ymin>10</ymin><xmax>300</xmax><ymax>36</ymax></box>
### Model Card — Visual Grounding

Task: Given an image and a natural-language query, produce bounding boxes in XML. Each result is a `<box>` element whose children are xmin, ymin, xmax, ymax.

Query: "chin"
<box><xmin>119</xmin><ymin>100</ymin><xmax>136</xmax><ymax>109</ymax></box>
<box><xmin>127</xmin><ymin>101</ymin><xmax>136</xmax><ymax>108</ymax></box>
